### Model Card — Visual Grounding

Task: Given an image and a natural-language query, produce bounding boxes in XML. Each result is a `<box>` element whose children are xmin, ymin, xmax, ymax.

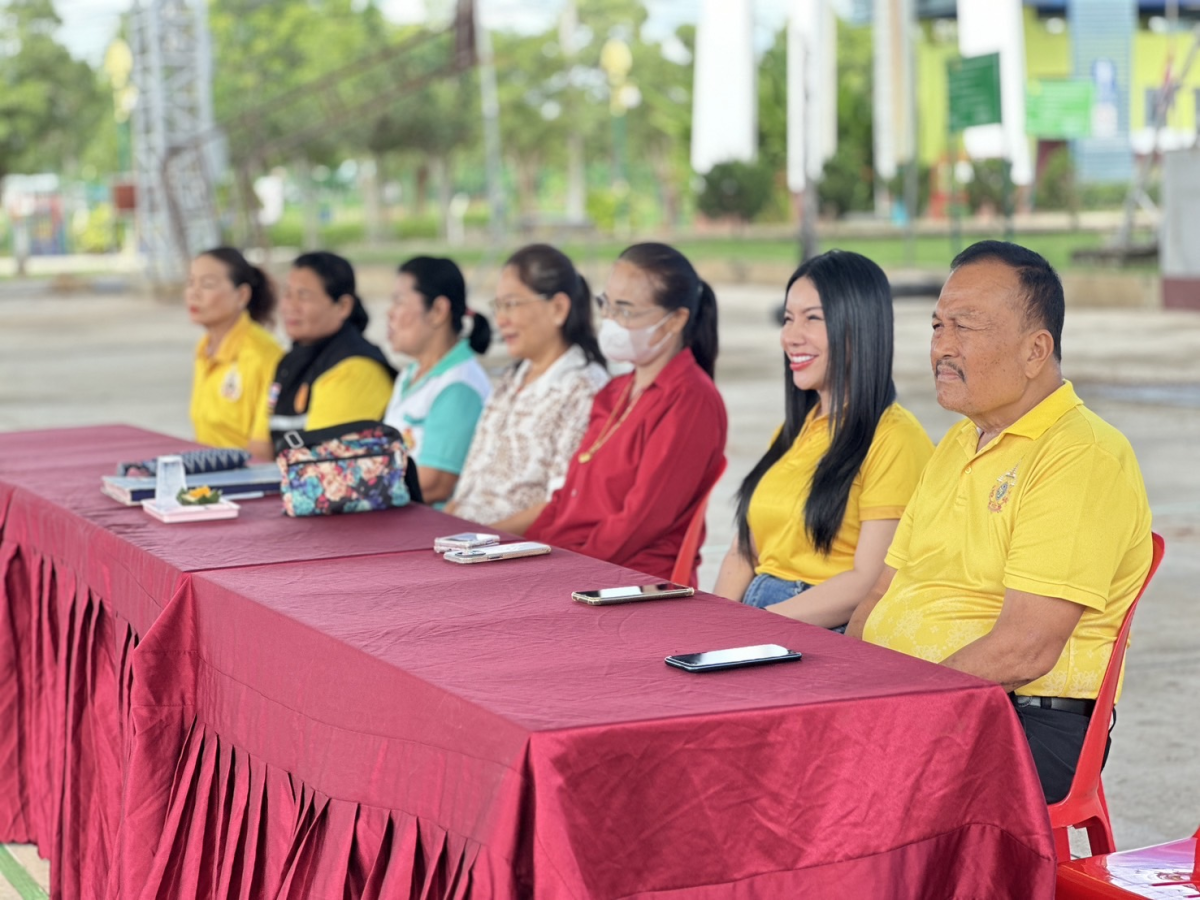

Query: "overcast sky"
<box><xmin>56</xmin><ymin>0</ymin><xmax>792</xmax><ymax>67</ymax></box>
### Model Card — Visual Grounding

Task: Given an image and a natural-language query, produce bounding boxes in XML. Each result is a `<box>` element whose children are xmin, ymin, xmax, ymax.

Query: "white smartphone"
<box><xmin>571</xmin><ymin>583</ymin><xmax>695</xmax><ymax>605</ymax></box>
<box><xmin>442</xmin><ymin>541</ymin><xmax>552</xmax><ymax>564</ymax></box>
<box><xmin>433</xmin><ymin>532</ymin><xmax>500</xmax><ymax>553</ymax></box>
<box><xmin>665</xmin><ymin>644</ymin><xmax>803</xmax><ymax>673</ymax></box>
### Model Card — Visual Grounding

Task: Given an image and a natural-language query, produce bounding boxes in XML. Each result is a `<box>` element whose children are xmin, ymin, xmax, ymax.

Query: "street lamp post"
<box><xmin>601</xmin><ymin>37</ymin><xmax>633</xmax><ymax>236</ymax></box>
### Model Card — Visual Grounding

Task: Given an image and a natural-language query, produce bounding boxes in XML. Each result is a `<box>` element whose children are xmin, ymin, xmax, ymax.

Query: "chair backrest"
<box><xmin>1055</xmin><ymin>532</ymin><xmax>1166</xmax><ymax>810</ymax></box>
<box><xmin>670</xmin><ymin>457</ymin><xmax>727</xmax><ymax>588</ymax></box>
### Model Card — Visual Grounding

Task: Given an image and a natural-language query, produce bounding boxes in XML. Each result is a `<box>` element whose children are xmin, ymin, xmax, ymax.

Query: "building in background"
<box><xmin>904</xmin><ymin>0</ymin><xmax>1199</xmax><ymax>188</ymax></box>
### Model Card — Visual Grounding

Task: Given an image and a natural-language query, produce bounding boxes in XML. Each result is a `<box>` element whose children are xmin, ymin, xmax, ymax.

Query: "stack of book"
<box><xmin>101</xmin><ymin>463</ymin><xmax>282</xmax><ymax>506</ymax></box>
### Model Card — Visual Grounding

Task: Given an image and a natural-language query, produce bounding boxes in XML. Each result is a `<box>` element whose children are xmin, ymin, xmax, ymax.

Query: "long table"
<box><xmin>0</xmin><ymin>425</ymin><xmax>1056</xmax><ymax>898</ymax></box>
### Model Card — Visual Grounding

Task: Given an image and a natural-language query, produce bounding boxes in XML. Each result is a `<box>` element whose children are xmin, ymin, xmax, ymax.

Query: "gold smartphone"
<box><xmin>571</xmin><ymin>583</ymin><xmax>695</xmax><ymax>605</ymax></box>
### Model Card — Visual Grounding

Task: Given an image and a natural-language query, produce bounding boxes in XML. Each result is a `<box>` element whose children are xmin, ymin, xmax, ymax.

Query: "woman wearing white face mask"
<box><xmin>526</xmin><ymin>243</ymin><xmax>727</xmax><ymax>584</ymax></box>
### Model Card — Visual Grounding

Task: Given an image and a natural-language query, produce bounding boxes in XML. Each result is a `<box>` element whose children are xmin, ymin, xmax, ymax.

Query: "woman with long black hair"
<box><xmin>713</xmin><ymin>250</ymin><xmax>933</xmax><ymax>630</ymax></box>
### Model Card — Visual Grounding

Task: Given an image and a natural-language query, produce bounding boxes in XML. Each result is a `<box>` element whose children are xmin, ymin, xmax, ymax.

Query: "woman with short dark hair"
<box><xmin>382</xmin><ymin>255</ymin><xmax>492</xmax><ymax>505</ymax></box>
<box><xmin>248</xmin><ymin>251</ymin><xmax>395</xmax><ymax>459</ymax></box>
<box><xmin>187</xmin><ymin>247</ymin><xmax>283</xmax><ymax>448</ymax></box>
<box><xmin>525</xmin><ymin>242</ymin><xmax>726</xmax><ymax>584</ymax></box>
<box><xmin>448</xmin><ymin>244</ymin><xmax>608</xmax><ymax>533</ymax></box>
<box><xmin>713</xmin><ymin>250</ymin><xmax>933</xmax><ymax>629</ymax></box>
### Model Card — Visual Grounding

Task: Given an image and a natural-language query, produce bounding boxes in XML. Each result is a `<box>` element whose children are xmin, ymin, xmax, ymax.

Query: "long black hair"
<box><xmin>618</xmin><ymin>242</ymin><xmax>718</xmax><ymax>379</ymax></box>
<box><xmin>735</xmin><ymin>250</ymin><xmax>897</xmax><ymax>559</ymax></box>
<box><xmin>292</xmin><ymin>250</ymin><xmax>369</xmax><ymax>332</ymax></box>
<box><xmin>399</xmin><ymin>255</ymin><xmax>492</xmax><ymax>354</ymax></box>
<box><xmin>200</xmin><ymin>246</ymin><xmax>276</xmax><ymax>326</ymax></box>
<box><xmin>505</xmin><ymin>243</ymin><xmax>605</xmax><ymax>367</ymax></box>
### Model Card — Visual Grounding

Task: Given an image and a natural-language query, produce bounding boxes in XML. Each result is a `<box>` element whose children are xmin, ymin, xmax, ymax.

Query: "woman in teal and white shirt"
<box><xmin>383</xmin><ymin>256</ymin><xmax>492</xmax><ymax>504</ymax></box>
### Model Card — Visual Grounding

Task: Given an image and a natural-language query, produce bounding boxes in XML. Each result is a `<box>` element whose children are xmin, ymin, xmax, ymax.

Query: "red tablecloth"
<box><xmin>0</xmin><ymin>426</ymin><xmax>1057</xmax><ymax>899</ymax></box>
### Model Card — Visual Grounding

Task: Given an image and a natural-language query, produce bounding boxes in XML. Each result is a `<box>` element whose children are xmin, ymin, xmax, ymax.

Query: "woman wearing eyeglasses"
<box><xmin>383</xmin><ymin>256</ymin><xmax>492</xmax><ymax>505</ymax></box>
<box><xmin>447</xmin><ymin>244</ymin><xmax>608</xmax><ymax>533</ymax></box>
<box><xmin>525</xmin><ymin>243</ymin><xmax>727</xmax><ymax>584</ymax></box>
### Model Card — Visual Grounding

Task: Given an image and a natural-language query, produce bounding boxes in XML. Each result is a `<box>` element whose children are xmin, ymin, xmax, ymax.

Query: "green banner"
<box><xmin>1026</xmin><ymin>79</ymin><xmax>1094</xmax><ymax>139</ymax></box>
<box><xmin>947</xmin><ymin>52</ymin><xmax>1002</xmax><ymax>133</ymax></box>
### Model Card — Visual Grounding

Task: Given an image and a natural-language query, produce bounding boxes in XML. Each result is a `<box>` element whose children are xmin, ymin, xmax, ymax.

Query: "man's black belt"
<box><xmin>1009</xmin><ymin>693</ymin><xmax>1095</xmax><ymax>716</ymax></box>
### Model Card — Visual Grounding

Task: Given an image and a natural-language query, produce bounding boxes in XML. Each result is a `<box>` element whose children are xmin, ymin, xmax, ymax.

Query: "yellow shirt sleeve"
<box><xmin>858</xmin><ymin>413</ymin><xmax>934</xmax><ymax>521</ymax></box>
<box><xmin>1003</xmin><ymin>442</ymin><xmax>1147</xmax><ymax>612</ymax></box>
<box><xmin>306</xmin><ymin>357</ymin><xmax>395</xmax><ymax>431</ymax></box>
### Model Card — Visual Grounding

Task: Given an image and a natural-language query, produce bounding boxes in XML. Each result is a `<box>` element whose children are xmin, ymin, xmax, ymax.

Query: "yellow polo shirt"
<box><xmin>190</xmin><ymin>313</ymin><xmax>283</xmax><ymax>448</ymax></box>
<box><xmin>250</xmin><ymin>356</ymin><xmax>395</xmax><ymax>443</ymax></box>
<box><xmin>863</xmin><ymin>381</ymin><xmax>1152</xmax><ymax>699</ymax></box>
<box><xmin>748</xmin><ymin>403</ymin><xmax>933</xmax><ymax>584</ymax></box>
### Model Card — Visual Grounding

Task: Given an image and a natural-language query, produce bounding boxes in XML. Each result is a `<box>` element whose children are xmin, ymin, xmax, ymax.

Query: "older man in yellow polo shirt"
<box><xmin>847</xmin><ymin>240</ymin><xmax>1152</xmax><ymax>803</ymax></box>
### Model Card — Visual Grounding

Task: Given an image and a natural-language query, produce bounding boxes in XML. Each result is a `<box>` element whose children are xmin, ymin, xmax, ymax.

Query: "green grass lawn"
<box><xmin>349</xmin><ymin>229</ymin><xmax>1127</xmax><ymax>274</ymax></box>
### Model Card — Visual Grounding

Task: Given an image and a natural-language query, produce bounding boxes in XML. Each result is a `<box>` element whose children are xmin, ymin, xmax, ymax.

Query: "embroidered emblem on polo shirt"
<box><xmin>988</xmin><ymin>463</ymin><xmax>1019</xmax><ymax>513</ymax></box>
<box><xmin>219</xmin><ymin>365</ymin><xmax>243</xmax><ymax>402</ymax></box>
<box><xmin>267</xmin><ymin>381</ymin><xmax>281</xmax><ymax>413</ymax></box>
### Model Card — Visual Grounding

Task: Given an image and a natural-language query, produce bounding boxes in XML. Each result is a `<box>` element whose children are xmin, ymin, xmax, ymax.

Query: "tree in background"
<box><xmin>622</xmin><ymin>23</ymin><xmax>693</xmax><ymax>229</ymax></box>
<box><xmin>698</xmin><ymin>160</ymin><xmax>774</xmax><ymax>225</ymax></box>
<box><xmin>0</xmin><ymin>0</ymin><xmax>104</xmax><ymax>182</ymax></box>
<box><xmin>817</xmin><ymin>20</ymin><xmax>874</xmax><ymax>218</ymax></box>
<box><xmin>492</xmin><ymin>26</ymin><xmax>574</xmax><ymax>218</ymax></box>
<box><xmin>208</xmin><ymin>0</ymin><xmax>385</xmax><ymax>244</ymax></box>
<box><xmin>366</xmin><ymin>26</ymin><xmax>480</xmax><ymax>237</ymax></box>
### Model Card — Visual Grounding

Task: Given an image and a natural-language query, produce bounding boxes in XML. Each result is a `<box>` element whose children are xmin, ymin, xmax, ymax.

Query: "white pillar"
<box><xmin>787</xmin><ymin>0</ymin><xmax>838</xmax><ymax>192</ymax></box>
<box><xmin>691</xmin><ymin>0</ymin><xmax>757</xmax><ymax>174</ymax></box>
<box><xmin>957</xmin><ymin>0</ymin><xmax>1033</xmax><ymax>186</ymax></box>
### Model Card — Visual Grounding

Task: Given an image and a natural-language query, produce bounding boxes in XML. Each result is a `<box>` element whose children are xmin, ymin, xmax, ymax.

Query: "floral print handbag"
<box><xmin>275</xmin><ymin>421</ymin><xmax>413</xmax><ymax>517</ymax></box>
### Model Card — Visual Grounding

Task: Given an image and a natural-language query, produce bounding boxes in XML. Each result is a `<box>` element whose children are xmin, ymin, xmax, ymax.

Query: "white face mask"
<box><xmin>598</xmin><ymin>315</ymin><xmax>673</xmax><ymax>366</ymax></box>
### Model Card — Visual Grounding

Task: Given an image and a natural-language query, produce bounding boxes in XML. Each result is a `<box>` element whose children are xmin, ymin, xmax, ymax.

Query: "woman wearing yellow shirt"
<box><xmin>188</xmin><ymin>247</ymin><xmax>284</xmax><ymax>448</ymax></box>
<box><xmin>248</xmin><ymin>251</ymin><xmax>395</xmax><ymax>459</ymax></box>
<box><xmin>713</xmin><ymin>250</ymin><xmax>933</xmax><ymax>630</ymax></box>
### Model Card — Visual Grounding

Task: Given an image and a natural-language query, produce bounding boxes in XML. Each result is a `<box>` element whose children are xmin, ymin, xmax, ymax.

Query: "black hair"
<box><xmin>292</xmin><ymin>250</ymin><xmax>369</xmax><ymax>332</ymax></box>
<box><xmin>951</xmin><ymin>240</ymin><xmax>1065</xmax><ymax>361</ymax></box>
<box><xmin>735</xmin><ymin>250</ymin><xmax>898</xmax><ymax>559</ymax></box>
<box><xmin>200</xmin><ymin>246</ymin><xmax>276</xmax><ymax>326</ymax></box>
<box><xmin>617</xmin><ymin>242</ymin><xmax>718</xmax><ymax>379</ymax></box>
<box><xmin>398</xmin><ymin>255</ymin><xmax>491</xmax><ymax>354</ymax></box>
<box><xmin>505</xmin><ymin>243</ymin><xmax>605</xmax><ymax>367</ymax></box>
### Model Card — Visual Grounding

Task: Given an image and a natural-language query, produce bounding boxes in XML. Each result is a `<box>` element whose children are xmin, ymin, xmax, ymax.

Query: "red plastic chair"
<box><xmin>670</xmin><ymin>458</ymin><xmax>727</xmax><ymax>588</ymax></box>
<box><xmin>1048</xmin><ymin>532</ymin><xmax>1166</xmax><ymax>862</ymax></box>
<box><xmin>1056</xmin><ymin>823</ymin><xmax>1200</xmax><ymax>899</ymax></box>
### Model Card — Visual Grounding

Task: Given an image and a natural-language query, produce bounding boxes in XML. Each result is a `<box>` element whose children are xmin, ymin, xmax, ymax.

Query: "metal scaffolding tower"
<box><xmin>129</xmin><ymin>0</ymin><xmax>221</xmax><ymax>291</ymax></box>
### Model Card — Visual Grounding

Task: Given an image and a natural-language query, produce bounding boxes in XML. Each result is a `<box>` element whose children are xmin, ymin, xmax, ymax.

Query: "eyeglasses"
<box><xmin>490</xmin><ymin>295</ymin><xmax>544</xmax><ymax>315</ymax></box>
<box><xmin>594</xmin><ymin>293</ymin><xmax>663</xmax><ymax>325</ymax></box>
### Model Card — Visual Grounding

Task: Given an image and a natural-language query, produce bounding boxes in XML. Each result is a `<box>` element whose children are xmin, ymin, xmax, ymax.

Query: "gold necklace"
<box><xmin>578</xmin><ymin>380</ymin><xmax>640</xmax><ymax>464</ymax></box>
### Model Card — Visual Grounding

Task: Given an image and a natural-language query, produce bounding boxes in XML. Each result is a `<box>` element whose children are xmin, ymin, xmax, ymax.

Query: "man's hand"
<box><xmin>941</xmin><ymin>589</ymin><xmax>1086</xmax><ymax>692</ymax></box>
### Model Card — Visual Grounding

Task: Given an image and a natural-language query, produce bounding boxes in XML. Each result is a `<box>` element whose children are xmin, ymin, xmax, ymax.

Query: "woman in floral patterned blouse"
<box><xmin>448</xmin><ymin>244</ymin><xmax>608</xmax><ymax>533</ymax></box>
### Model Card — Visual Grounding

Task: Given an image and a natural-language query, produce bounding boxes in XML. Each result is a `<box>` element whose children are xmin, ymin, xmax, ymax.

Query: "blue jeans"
<box><xmin>742</xmin><ymin>573</ymin><xmax>847</xmax><ymax>633</ymax></box>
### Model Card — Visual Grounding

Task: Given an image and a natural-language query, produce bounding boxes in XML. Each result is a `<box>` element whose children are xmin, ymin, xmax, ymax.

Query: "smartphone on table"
<box><xmin>433</xmin><ymin>532</ymin><xmax>500</xmax><ymax>553</ymax></box>
<box><xmin>665</xmin><ymin>644</ymin><xmax>803</xmax><ymax>673</ymax></box>
<box><xmin>442</xmin><ymin>541</ymin><xmax>551</xmax><ymax>564</ymax></box>
<box><xmin>571</xmin><ymin>583</ymin><xmax>695</xmax><ymax>605</ymax></box>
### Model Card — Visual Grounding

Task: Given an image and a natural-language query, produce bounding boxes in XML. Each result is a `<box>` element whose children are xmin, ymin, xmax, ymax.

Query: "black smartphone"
<box><xmin>571</xmin><ymin>583</ymin><xmax>695</xmax><ymax>605</ymax></box>
<box><xmin>665</xmin><ymin>644</ymin><xmax>803</xmax><ymax>673</ymax></box>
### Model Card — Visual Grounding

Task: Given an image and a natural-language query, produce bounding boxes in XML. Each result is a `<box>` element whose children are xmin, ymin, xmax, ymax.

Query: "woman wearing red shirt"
<box><xmin>526</xmin><ymin>243</ymin><xmax>727</xmax><ymax>583</ymax></box>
